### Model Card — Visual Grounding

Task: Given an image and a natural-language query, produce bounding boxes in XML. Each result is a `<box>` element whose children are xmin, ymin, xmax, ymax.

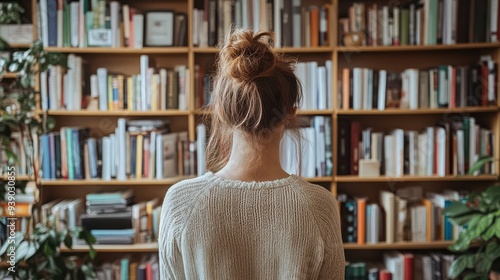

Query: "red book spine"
<box><xmin>350</xmin><ymin>121</ymin><xmax>361</xmax><ymax>175</ymax></box>
<box><xmin>404</xmin><ymin>253</ymin><xmax>414</xmax><ymax>280</ymax></box>
<box><xmin>380</xmin><ymin>269</ymin><xmax>393</xmax><ymax>280</ymax></box>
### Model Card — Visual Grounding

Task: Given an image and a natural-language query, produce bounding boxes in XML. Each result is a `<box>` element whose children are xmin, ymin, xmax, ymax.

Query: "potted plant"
<box><xmin>0</xmin><ymin>40</ymin><xmax>97</xmax><ymax>279</ymax></box>
<box><xmin>445</xmin><ymin>157</ymin><xmax>500</xmax><ymax>280</ymax></box>
<box><xmin>0</xmin><ymin>2</ymin><xmax>33</xmax><ymax>45</ymax></box>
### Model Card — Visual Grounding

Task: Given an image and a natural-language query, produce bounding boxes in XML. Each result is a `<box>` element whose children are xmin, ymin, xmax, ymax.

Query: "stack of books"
<box><xmin>81</xmin><ymin>190</ymin><xmax>136</xmax><ymax>244</ymax></box>
<box><xmin>96</xmin><ymin>254</ymin><xmax>159</xmax><ymax>280</ymax></box>
<box><xmin>0</xmin><ymin>131</ymin><xmax>35</xmax><ymax>177</ymax></box>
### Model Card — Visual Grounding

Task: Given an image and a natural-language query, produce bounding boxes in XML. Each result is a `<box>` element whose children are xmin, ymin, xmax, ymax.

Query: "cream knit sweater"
<box><xmin>159</xmin><ymin>172</ymin><xmax>345</xmax><ymax>280</ymax></box>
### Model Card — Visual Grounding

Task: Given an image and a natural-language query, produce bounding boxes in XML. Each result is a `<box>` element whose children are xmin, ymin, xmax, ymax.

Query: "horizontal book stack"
<box><xmin>92</xmin><ymin>56</ymin><xmax>189</xmax><ymax>111</ymax></box>
<box><xmin>96</xmin><ymin>254</ymin><xmax>159</xmax><ymax>280</ymax></box>
<box><xmin>0</xmin><ymin>183</ymin><xmax>37</xmax><ymax>241</ymax></box>
<box><xmin>39</xmin><ymin>0</ymin><xmax>187</xmax><ymax>48</ymax></box>
<box><xmin>80</xmin><ymin>190</ymin><xmax>161</xmax><ymax>245</ymax></box>
<box><xmin>39</xmin><ymin>119</ymin><xmax>196</xmax><ymax>180</ymax></box>
<box><xmin>280</xmin><ymin>116</ymin><xmax>333</xmax><ymax>177</ymax></box>
<box><xmin>41</xmin><ymin>54</ymin><xmax>87</xmax><ymax>111</ymax></box>
<box><xmin>295</xmin><ymin>60</ymin><xmax>333</xmax><ymax>110</ymax></box>
<box><xmin>339</xmin><ymin>0</ymin><xmax>499</xmax><ymax>46</ymax></box>
<box><xmin>338</xmin><ymin>56</ymin><xmax>498</xmax><ymax>110</ymax></box>
<box><xmin>338</xmin><ymin>117</ymin><xmax>495</xmax><ymax>177</ymax></box>
<box><xmin>193</xmin><ymin>0</ymin><xmax>331</xmax><ymax>47</ymax></box>
<box><xmin>346</xmin><ymin>252</ymin><xmax>455</xmax><ymax>280</ymax></box>
<box><xmin>0</xmin><ymin>131</ymin><xmax>35</xmax><ymax>176</ymax></box>
<box><xmin>338</xmin><ymin>187</ymin><xmax>466</xmax><ymax>245</ymax></box>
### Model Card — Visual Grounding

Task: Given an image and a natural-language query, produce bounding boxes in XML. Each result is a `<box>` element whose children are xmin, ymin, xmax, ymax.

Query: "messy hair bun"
<box><xmin>206</xmin><ymin>29</ymin><xmax>303</xmax><ymax>171</ymax></box>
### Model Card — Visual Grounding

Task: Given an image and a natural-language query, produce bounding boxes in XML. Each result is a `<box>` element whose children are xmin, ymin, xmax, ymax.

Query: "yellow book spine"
<box><xmin>107</xmin><ymin>75</ymin><xmax>113</xmax><ymax>111</ymax></box>
<box><xmin>151</xmin><ymin>75</ymin><xmax>157</xmax><ymax>111</ymax></box>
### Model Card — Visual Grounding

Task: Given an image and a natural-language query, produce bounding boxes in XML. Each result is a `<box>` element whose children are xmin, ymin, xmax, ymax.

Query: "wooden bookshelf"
<box><xmin>28</xmin><ymin>0</ymin><xmax>500</xmax><ymax>272</ymax></box>
<box><xmin>336</xmin><ymin>42</ymin><xmax>500</xmax><ymax>52</ymax></box>
<box><xmin>61</xmin><ymin>241</ymin><xmax>457</xmax><ymax>253</ymax></box>
<box><xmin>1</xmin><ymin>73</ymin><xmax>18</xmax><ymax>79</ymax></box>
<box><xmin>46</xmin><ymin>110</ymin><xmax>191</xmax><ymax>116</ymax></box>
<box><xmin>44</xmin><ymin>47</ymin><xmax>190</xmax><ymax>54</ymax></box>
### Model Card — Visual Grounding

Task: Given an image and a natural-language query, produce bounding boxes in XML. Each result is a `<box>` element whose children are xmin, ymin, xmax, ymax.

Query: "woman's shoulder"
<box><xmin>164</xmin><ymin>173</ymin><xmax>212</xmax><ymax>205</ymax></box>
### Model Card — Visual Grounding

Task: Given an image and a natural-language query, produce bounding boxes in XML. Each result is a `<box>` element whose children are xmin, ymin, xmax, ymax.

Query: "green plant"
<box><xmin>0</xmin><ymin>215</ymin><xmax>97</xmax><ymax>280</ymax></box>
<box><xmin>445</xmin><ymin>157</ymin><xmax>500</xmax><ymax>280</ymax></box>
<box><xmin>0</xmin><ymin>2</ymin><xmax>25</xmax><ymax>24</ymax></box>
<box><xmin>0</xmin><ymin>40</ymin><xmax>96</xmax><ymax>279</ymax></box>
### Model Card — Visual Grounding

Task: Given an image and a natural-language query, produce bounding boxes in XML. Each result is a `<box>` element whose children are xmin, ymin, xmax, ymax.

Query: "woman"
<box><xmin>159</xmin><ymin>29</ymin><xmax>345</xmax><ymax>279</ymax></box>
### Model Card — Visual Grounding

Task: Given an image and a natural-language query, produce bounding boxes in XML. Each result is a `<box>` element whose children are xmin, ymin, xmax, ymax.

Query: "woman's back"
<box><xmin>159</xmin><ymin>173</ymin><xmax>344</xmax><ymax>279</ymax></box>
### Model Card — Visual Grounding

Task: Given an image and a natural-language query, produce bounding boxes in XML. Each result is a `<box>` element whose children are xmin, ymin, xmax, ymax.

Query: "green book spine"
<box><xmin>428</xmin><ymin>0</ymin><xmax>438</xmax><ymax>45</ymax></box>
<box><xmin>86</xmin><ymin>11</ymin><xmax>93</xmax><ymax>47</ymax></box>
<box><xmin>63</xmin><ymin>3</ymin><xmax>70</xmax><ymax>47</ymax></box>
<box><xmin>463</xmin><ymin>117</ymin><xmax>470</xmax><ymax>172</ymax></box>
<box><xmin>65</xmin><ymin>128</ymin><xmax>74</xmax><ymax>180</ymax></box>
<box><xmin>120</xmin><ymin>257</ymin><xmax>129</xmax><ymax>280</ymax></box>
<box><xmin>400</xmin><ymin>8</ymin><xmax>409</xmax><ymax>45</ymax></box>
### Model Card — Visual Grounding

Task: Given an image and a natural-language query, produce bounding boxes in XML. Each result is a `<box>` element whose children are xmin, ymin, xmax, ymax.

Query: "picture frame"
<box><xmin>144</xmin><ymin>11</ymin><xmax>174</xmax><ymax>47</ymax></box>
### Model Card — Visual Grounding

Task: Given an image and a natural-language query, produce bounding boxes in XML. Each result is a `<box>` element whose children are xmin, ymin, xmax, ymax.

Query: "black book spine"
<box><xmin>337</xmin><ymin>120</ymin><xmax>351</xmax><ymax>175</ymax></box>
<box><xmin>208</xmin><ymin>0</ymin><xmax>218</xmax><ymax>46</ymax></box>
<box><xmin>281</xmin><ymin>0</ymin><xmax>293</xmax><ymax>47</ymax></box>
<box><xmin>54</xmin><ymin>134</ymin><xmax>62</xmax><ymax>179</ymax></box>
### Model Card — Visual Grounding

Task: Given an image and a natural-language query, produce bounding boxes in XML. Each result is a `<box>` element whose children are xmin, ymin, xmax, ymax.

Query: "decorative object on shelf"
<box><xmin>445</xmin><ymin>157</ymin><xmax>500</xmax><ymax>279</ymax></box>
<box><xmin>343</xmin><ymin>32</ymin><xmax>365</xmax><ymax>47</ymax></box>
<box><xmin>144</xmin><ymin>11</ymin><xmax>174</xmax><ymax>47</ymax></box>
<box><xmin>0</xmin><ymin>2</ymin><xmax>33</xmax><ymax>45</ymax></box>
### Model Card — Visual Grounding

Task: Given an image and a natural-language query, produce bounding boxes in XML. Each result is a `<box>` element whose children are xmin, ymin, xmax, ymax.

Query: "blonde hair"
<box><xmin>206</xmin><ymin>29</ymin><xmax>303</xmax><ymax>171</ymax></box>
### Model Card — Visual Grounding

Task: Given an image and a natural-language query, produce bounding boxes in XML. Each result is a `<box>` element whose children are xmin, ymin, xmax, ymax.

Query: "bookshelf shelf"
<box><xmin>61</xmin><ymin>243</ymin><xmax>159</xmax><ymax>253</ymax></box>
<box><xmin>335</xmin><ymin>175</ymin><xmax>500</xmax><ymax>183</ymax></box>
<box><xmin>1</xmin><ymin>72</ymin><xmax>18</xmax><ymax>79</ymax></box>
<box><xmin>61</xmin><ymin>241</ymin><xmax>458</xmax><ymax>253</ymax></box>
<box><xmin>44</xmin><ymin>47</ymin><xmax>190</xmax><ymax>54</ymax></box>
<box><xmin>342</xmin><ymin>241</ymin><xmax>455</xmax><ymax>250</ymax></box>
<box><xmin>195</xmin><ymin>109</ymin><xmax>334</xmax><ymax>115</ymax></box>
<box><xmin>46</xmin><ymin>110</ymin><xmax>191</xmax><ymax>117</ymax></box>
<box><xmin>336</xmin><ymin>42</ymin><xmax>500</xmax><ymax>52</ymax></box>
<box><xmin>41</xmin><ymin>176</ymin><xmax>195</xmax><ymax>186</ymax></box>
<box><xmin>7</xmin><ymin>43</ymin><xmax>31</xmax><ymax>48</ymax></box>
<box><xmin>194</xmin><ymin>46</ymin><xmax>333</xmax><ymax>53</ymax></box>
<box><xmin>1</xmin><ymin>175</ymin><xmax>33</xmax><ymax>181</ymax></box>
<box><xmin>336</xmin><ymin>107</ymin><xmax>499</xmax><ymax>115</ymax></box>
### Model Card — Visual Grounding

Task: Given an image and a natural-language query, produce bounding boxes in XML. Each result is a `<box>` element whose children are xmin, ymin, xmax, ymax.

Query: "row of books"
<box><xmin>39</xmin><ymin>119</ymin><xmax>201</xmax><ymax>181</ymax></box>
<box><xmin>193</xmin><ymin>60</ymin><xmax>333</xmax><ymax>110</ymax></box>
<box><xmin>346</xmin><ymin>252</ymin><xmax>455</xmax><ymax>280</ymax></box>
<box><xmin>96</xmin><ymin>254</ymin><xmax>159</xmax><ymax>280</ymax></box>
<box><xmin>280</xmin><ymin>116</ymin><xmax>333</xmax><ymax>177</ymax></box>
<box><xmin>193</xmin><ymin>0</ymin><xmax>330</xmax><ymax>48</ymax></box>
<box><xmin>338</xmin><ymin>56</ymin><xmax>498</xmax><ymax>111</ymax></box>
<box><xmin>338</xmin><ymin>117</ymin><xmax>495</xmax><ymax>177</ymax></box>
<box><xmin>339</xmin><ymin>0</ymin><xmax>498</xmax><ymax>47</ymax></box>
<box><xmin>339</xmin><ymin>187</ymin><xmax>465</xmax><ymax>245</ymax></box>
<box><xmin>41</xmin><ymin>55</ymin><xmax>190</xmax><ymax>112</ymax></box>
<box><xmin>38</xmin><ymin>0</ymin><xmax>187</xmax><ymax>48</ymax></box>
<box><xmin>0</xmin><ymin>131</ymin><xmax>34</xmax><ymax>176</ymax></box>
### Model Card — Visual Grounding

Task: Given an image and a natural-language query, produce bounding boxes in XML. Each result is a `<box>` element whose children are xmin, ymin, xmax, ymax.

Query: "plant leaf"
<box><xmin>64</xmin><ymin>233</ymin><xmax>73</xmax><ymax>249</ymax></box>
<box><xmin>463</xmin><ymin>272</ymin><xmax>484</xmax><ymax>280</ymax></box>
<box><xmin>448</xmin><ymin>254</ymin><xmax>468</xmax><ymax>278</ymax></box>
<box><xmin>468</xmin><ymin>156</ymin><xmax>495</xmax><ymax>175</ymax></box>
<box><xmin>15</xmin><ymin>240</ymin><xmax>29</xmax><ymax>261</ymax></box>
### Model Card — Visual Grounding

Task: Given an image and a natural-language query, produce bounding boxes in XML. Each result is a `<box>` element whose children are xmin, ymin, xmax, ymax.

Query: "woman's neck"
<box><xmin>215</xmin><ymin>131</ymin><xmax>289</xmax><ymax>182</ymax></box>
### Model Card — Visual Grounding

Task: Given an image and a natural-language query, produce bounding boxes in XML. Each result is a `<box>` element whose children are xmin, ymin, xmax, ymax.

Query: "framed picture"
<box><xmin>144</xmin><ymin>11</ymin><xmax>174</xmax><ymax>47</ymax></box>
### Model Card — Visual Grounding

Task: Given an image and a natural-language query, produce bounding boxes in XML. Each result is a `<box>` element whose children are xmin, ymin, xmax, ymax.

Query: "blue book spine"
<box><xmin>48</xmin><ymin>133</ymin><xmax>56</xmax><ymax>179</ymax></box>
<box><xmin>131</xmin><ymin>136</ymin><xmax>137</xmax><ymax>178</ymax></box>
<box><xmin>88</xmin><ymin>138</ymin><xmax>97</xmax><ymax>178</ymax></box>
<box><xmin>47</xmin><ymin>0</ymin><xmax>57</xmax><ymax>46</ymax></box>
<box><xmin>65</xmin><ymin>128</ymin><xmax>74</xmax><ymax>180</ymax></box>
<box><xmin>41</xmin><ymin>134</ymin><xmax>51</xmax><ymax>179</ymax></box>
<box><xmin>72</xmin><ymin>129</ymin><xmax>82</xmax><ymax>179</ymax></box>
<box><xmin>444</xmin><ymin>200</ymin><xmax>453</xmax><ymax>240</ymax></box>
<box><xmin>121</xmin><ymin>258</ymin><xmax>130</xmax><ymax>280</ymax></box>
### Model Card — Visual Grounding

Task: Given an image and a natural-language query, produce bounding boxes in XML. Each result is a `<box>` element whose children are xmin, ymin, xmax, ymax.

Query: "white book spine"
<box><xmin>307</xmin><ymin>127</ymin><xmax>316</xmax><ymax>177</ymax></box>
<box><xmin>469</xmin><ymin>118</ymin><xmax>476</xmax><ymax>174</ymax></box>
<box><xmin>426</xmin><ymin>127</ymin><xmax>435</xmax><ymax>175</ymax></box>
<box><xmin>274</xmin><ymin>0</ymin><xmax>282</xmax><ymax>47</ymax></box>
<box><xmin>197</xmin><ymin>124</ymin><xmax>207</xmax><ymax>176</ymax></box>
<box><xmin>382</xmin><ymin>6</ymin><xmax>390</xmax><ymax>45</ymax></box>
<box><xmin>66</xmin><ymin>54</ymin><xmax>75</xmax><ymax>110</ymax></box>
<box><xmin>133</xmin><ymin>14</ymin><xmax>144</xmax><ymax>48</ymax></box>
<box><xmin>384</xmin><ymin>135</ymin><xmax>394</xmax><ymax>176</ymax></box>
<box><xmin>48</xmin><ymin>66</ymin><xmax>58</xmax><ymax>110</ymax></box>
<box><xmin>149</xmin><ymin>131</ymin><xmax>156</xmax><ymax>179</ymax></box>
<box><xmin>40</xmin><ymin>71</ymin><xmax>48</xmax><ymax>111</ymax></box>
<box><xmin>40</xmin><ymin>0</ymin><xmax>49</xmax><ymax>47</ymax></box>
<box><xmin>110</xmin><ymin>1</ymin><xmax>120</xmax><ymax>47</ymax></box>
<box><xmin>378</xmin><ymin>70</ymin><xmax>387</xmax><ymax>110</ymax></box>
<box><xmin>160</xmin><ymin>69</ymin><xmax>167</xmax><ymax>110</ymax></box>
<box><xmin>102</xmin><ymin>137</ymin><xmax>111</xmax><ymax>180</ymax></box>
<box><xmin>292</xmin><ymin>0</ymin><xmax>301</xmax><ymax>47</ymax></box>
<box><xmin>457</xmin><ymin>130</ymin><xmax>464</xmax><ymax>175</ymax></box>
<box><xmin>317</xmin><ymin>66</ymin><xmax>327</xmax><ymax>110</ymax></box>
<box><xmin>70</xmin><ymin>2</ymin><xmax>79</xmax><ymax>47</ymax></box>
<box><xmin>325</xmin><ymin>60</ymin><xmax>332</xmax><ymax>109</ymax></box>
<box><xmin>353</xmin><ymin>68</ymin><xmax>362</xmax><ymax>110</ymax></box>
<box><xmin>437</xmin><ymin>127</ymin><xmax>446</xmax><ymax>176</ymax></box>
<box><xmin>253</xmin><ymin>0</ymin><xmax>260</xmax><ymax>31</ymax></box>
<box><xmin>156</xmin><ymin>134</ymin><xmax>163</xmax><ymax>179</ymax></box>
<box><xmin>57</xmin><ymin>7</ymin><xmax>63</xmax><ymax>47</ymax></box>
<box><xmin>110</xmin><ymin>133</ymin><xmax>117</xmax><ymax>178</ymax></box>
<box><xmin>393</xmin><ymin>129</ymin><xmax>404</xmax><ymax>177</ymax></box>
<box><xmin>409</xmin><ymin>69</ymin><xmax>419</xmax><ymax>109</ymax></box>
<box><xmin>97</xmin><ymin>68</ymin><xmax>108</xmax><ymax>111</ymax></box>
<box><xmin>90</xmin><ymin>75</ymin><xmax>98</xmax><ymax>98</ymax></box>
<box><xmin>308</xmin><ymin>62</ymin><xmax>318</xmax><ymax>110</ymax></box>
<box><xmin>74</xmin><ymin>56</ymin><xmax>82</xmax><ymax>110</ymax></box>
<box><xmin>116</xmin><ymin>118</ymin><xmax>126</xmax><ymax>180</ymax></box>
<box><xmin>491</xmin><ymin>0</ymin><xmax>499</xmax><ymax>42</ymax></box>
<box><xmin>140</xmin><ymin>55</ymin><xmax>149</xmax><ymax>111</ymax></box>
